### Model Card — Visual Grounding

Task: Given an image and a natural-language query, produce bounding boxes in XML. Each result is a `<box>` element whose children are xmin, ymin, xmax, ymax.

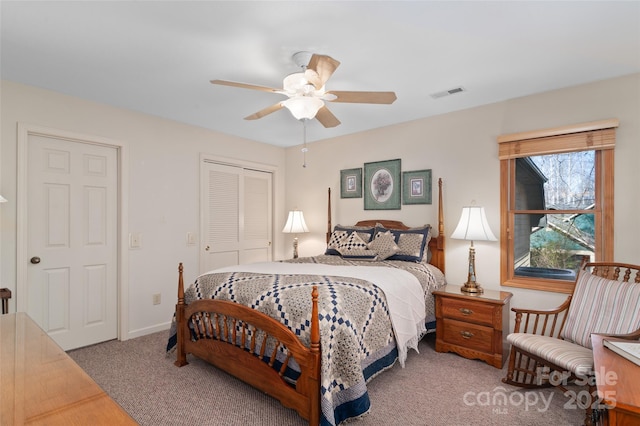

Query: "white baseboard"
<box><xmin>126</xmin><ymin>321</ymin><xmax>172</xmax><ymax>340</ymax></box>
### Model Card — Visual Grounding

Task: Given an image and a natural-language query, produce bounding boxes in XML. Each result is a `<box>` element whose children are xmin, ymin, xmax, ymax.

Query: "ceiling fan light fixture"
<box><xmin>283</xmin><ymin>72</ymin><xmax>308</xmax><ymax>93</ymax></box>
<box><xmin>282</xmin><ymin>96</ymin><xmax>324</xmax><ymax>120</ymax></box>
<box><xmin>211</xmin><ymin>53</ymin><xmax>395</xmax><ymax>128</ymax></box>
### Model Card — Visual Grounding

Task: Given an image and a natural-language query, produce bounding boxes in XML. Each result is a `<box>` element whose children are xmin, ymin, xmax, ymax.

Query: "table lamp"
<box><xmin>451</xmin><ymin>205</ymin><xmax>497</xmax><ymax>294</ymax></box>
<box><xmin>282</xmin><ymin>210</ymin><xmax>309</xmax><ymax>259</ymax></box>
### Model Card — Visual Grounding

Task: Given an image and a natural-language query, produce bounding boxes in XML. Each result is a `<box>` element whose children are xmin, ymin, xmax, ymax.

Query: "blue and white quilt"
<box><xmin>167</xmin><ymin>255</ymin><xmax>445</xmax><ymax>425</ymax></box>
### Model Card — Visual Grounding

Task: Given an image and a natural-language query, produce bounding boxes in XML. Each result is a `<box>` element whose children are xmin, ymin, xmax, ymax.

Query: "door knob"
<box><xmin>205</xmin><ymin>245</ymin><xmax>210</xmax><ymax>251</ymax></box>
<box><xmin>30</xmin><ymin>256</ymin><xmax>41</xmax><ymax>264</ymax></box>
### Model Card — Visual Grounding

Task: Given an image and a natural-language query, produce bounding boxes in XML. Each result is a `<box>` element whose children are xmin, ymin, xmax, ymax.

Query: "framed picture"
<box><xmin>340</xmin><ymin>168</ymin><xmax>362</xmax><ymax>198</ymax></box>
<box><xmin>364</xmin><ymin>159</ymin><xmax>401</xmax><ymax>210</ymax></box>
<box><xmin>402</xmin><ymin>169</ymin><xmax>432</xmax><ymax>205</ymax></box>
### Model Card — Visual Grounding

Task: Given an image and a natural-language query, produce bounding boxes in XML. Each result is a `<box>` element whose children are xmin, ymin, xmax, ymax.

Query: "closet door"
<box><xmin>200</xmin><ymin>161</ymin><xmax>272</xmax><ymax>273</ymax></box>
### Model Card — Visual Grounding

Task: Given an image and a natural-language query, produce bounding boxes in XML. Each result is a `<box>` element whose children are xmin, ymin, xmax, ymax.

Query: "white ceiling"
<box><xmin>2</xmin><ymin>1</ymin><xmax>639</xmax><ymax>147</ymax></box>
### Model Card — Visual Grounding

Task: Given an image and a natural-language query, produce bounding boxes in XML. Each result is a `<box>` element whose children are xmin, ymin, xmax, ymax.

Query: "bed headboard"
<box><xmin>326</xmin><ymin>178</ymin><xmax>445</xmax><ymax>273</ymax></box>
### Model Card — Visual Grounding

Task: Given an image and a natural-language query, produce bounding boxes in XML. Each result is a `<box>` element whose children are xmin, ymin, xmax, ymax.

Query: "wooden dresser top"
<box><xmin>0</xmin><ymin>312</ymin><xmax>137</xmax><ymax>425</ymax></box>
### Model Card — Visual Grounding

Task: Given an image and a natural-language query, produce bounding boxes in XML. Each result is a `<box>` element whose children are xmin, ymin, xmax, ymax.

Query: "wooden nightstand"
<box><xmin>434</xmin><ymin>285</ymin><xmax>512</xmax><ymax>368</ymax></box>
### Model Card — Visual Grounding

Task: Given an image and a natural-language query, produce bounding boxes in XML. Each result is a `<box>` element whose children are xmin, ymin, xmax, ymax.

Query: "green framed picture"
<box><xmin>402</xmin><ymin>169</ymin><xmax>432</xmax><ymax>205</ymax></box>
<box><xmin>364</xmin><ymin>159</ymin><xmax>401</xmax><ymax>210</ymax></box>
<box><xmin>340</xmin><ymin>168</ymin><xmax>362</xmax><ymax>198</ymax></box>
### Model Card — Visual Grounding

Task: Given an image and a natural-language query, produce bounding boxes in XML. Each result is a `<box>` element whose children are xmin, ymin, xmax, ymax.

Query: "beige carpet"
<box><xmin>68</xmin><ymin>331</ymin><xmax>586</xmax><ymax>425</ymax></box>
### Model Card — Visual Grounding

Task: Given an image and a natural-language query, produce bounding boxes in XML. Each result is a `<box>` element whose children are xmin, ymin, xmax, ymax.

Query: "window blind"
<box><xmin>498</xmin><ymin>119</ymin><xmax>618</xmax><ymax>160</ymax></box>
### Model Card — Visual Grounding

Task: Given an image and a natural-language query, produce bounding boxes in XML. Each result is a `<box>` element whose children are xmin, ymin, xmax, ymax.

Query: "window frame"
<box><xmin>498</xmin><ymin>119</ymin><xmax>618</xmax><ymax>293</ymax></box>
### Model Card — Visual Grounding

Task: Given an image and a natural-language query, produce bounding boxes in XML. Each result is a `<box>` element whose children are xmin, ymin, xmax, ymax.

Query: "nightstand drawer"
<box><xmin>441</xmin><ymin>319</ymin><xmax>493</xmax><ymax>353</ymax></box>
<box><xmin>440</xmin><ymin>298</ymin><xmax>494</xmax><ymax>326</ymax></box>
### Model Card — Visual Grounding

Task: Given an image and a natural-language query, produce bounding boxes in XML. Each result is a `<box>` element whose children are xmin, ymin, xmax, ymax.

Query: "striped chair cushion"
<box><xmin>560</xmin><ymin>269</ymin><xmax>640</xmax><ymax>349</ymax></box>
<box><xmin>507</xmin><ymin>333</ymin><xmax>594</xmax><ymax>376</ymax></box>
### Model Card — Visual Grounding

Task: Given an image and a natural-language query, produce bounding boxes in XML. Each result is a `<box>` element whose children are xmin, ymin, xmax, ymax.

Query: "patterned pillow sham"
<box><xmin>336</xmin><ymin>232</ymin><xmax>369</xmax><ymax>251</ymax></box>
<box><xmin>335</xmin><ymin>232</ymin><xmax>377</xmax><ymax>260</ymax></box>
<box><xmin>418</xmin><ymin>226</ymin><xmax>433</xmax><ymax>264</ymax></box>
<box><xmin>374</xmin><ymin>224</ymin><xmax>431</xmax><ymax>263</ymax></box>
<box><xmin>368</xmin><ymin>231</ymin><xmax>400</xmax><ymax>260</ymax></box>
<box><xmin>337</xmin><ymin>248</ymin><xmax>378</xmax><ymax>260</ymax></box>
<box><xmin>325</xmin><ymin>224</ymin><xmax>375</xmax><ymax>255</ymax></box>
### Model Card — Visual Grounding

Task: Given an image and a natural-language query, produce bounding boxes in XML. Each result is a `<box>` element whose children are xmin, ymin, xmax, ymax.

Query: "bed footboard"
<box><xmin>174</xmin><ymin>263</ymin><xmax>321</xmax><ymax>425</ymax></box>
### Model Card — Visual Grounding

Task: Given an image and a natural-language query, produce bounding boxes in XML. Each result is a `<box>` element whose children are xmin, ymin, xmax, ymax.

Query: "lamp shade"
<box><xmin>0</xmin><ymin>195</ymin><xmax>7</xmax><ymax>203</ymax></box>
<box><xmin>451</xmin><ymin>206</ymin><xmax>497</xmax><ymax>242</ymax></box>
<box><xmin>282</xmin><ymin>210</ymin><xmax>309</xmax><ymax>234</ymax></box>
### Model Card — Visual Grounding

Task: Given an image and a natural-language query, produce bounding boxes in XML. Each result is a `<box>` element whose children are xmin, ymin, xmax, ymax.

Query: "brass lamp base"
<box><xmin>461</xmin><ymin>243</ymin><xmax>483</xmax><ymax>294</ymax></box>
<box><xmin>461</xmin><ymin>282</ymin><xmax>484</xmax><ymax>294</ymax></box>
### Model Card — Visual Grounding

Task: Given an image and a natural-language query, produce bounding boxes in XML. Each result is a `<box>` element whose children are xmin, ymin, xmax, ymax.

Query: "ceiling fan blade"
<box><xmin>307</xmin><ymin>54</ymin><xmax>340</xmax><ymax>89</ymax></box>
<box><xmin>211</xmin><ymin>79</ymin><xmax>282</xmax><ymax>94</ymax></box>
<box><xmin>244</xmin><ymin>103</ymin><xmax>284</xmax><ymax>120</ymax></box>
<box><xmin>315</xmin><ymin>106</ymin><xmax>341</xmax><ymax>128</ymax></box>
<box><xmin>327</xmin><ymin>91</ymin><xmax>397</xmax><ymax>104</ymax></box>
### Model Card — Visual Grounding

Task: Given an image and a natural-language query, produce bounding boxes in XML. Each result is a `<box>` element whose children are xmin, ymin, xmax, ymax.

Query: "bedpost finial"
<box><xmin>310</xmin><ymin>285</ymin><xmax>320</xmax><ymax>353</ymax></box>
<box><xmin>177</xmin><ymin>262</ymin><xmax>185</xmax><ymax>304</ymax></box>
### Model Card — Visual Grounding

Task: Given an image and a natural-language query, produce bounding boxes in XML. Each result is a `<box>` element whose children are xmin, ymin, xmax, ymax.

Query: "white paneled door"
<box><xmin>200</xmin><ymin>161</ymin><xmax>273</xmax><ymax>273</ymax></box>
<box><xmin>27</xmin><ymin>134</ymin><xmax>118</xmax><ymax>351</ymax></box>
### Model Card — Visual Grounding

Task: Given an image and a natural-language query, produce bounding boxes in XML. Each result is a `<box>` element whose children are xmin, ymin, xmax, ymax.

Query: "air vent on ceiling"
<box><xmin>430</xmin><ymin>86</ymin><xmax>466</xmax><ymax>99</ymax></box>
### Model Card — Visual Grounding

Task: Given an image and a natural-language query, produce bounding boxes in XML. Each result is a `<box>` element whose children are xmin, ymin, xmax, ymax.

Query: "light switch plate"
<box><xmin>129</xmin><ymin>232</ymin><xmax>142</xmax><ymax>249</ymax></box>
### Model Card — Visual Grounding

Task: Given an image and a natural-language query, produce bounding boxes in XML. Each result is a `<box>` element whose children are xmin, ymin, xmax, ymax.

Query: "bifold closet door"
<box><xmin>200</xmin><ymin>161</ymin><xmax>272</xmax><ymax>273</ymax></box>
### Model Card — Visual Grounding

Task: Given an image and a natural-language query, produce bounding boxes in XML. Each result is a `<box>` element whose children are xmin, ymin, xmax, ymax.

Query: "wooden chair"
<box><xmin>502</xmin><ymin>260</ymin><xmax>640</xmax><ymax>426</ymax></box>
<box><xmin>0</xmin><ymin>288</ymin><xmax>11</xmax><ymax>314</ymax></box>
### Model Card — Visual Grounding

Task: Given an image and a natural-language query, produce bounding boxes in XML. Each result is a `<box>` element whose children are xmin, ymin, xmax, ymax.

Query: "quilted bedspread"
<box><xmin>166</xmin><ymin>255</ymin><xmax>445</xmax><ymax>425</ymax></box>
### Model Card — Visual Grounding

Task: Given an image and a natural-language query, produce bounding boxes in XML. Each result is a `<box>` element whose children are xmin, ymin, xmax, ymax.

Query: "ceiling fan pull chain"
<box><xmin>301</xmin><ymin>118</ymin><xmax>308</xmax><ymax>168</ymax></box>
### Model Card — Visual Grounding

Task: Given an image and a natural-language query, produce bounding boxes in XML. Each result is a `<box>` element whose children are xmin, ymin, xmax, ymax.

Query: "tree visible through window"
<box><xmin>498</xmin><ymin>120</ymin><xmax>617</xmax><ymax>293</ymax></box>
<box><xmin>515</xmin><ymin>151</ymin><xmax>595</xmax><ymax>281</ymax></box>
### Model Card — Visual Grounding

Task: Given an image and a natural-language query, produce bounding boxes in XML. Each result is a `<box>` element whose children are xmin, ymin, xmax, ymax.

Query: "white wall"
<box><xmin>2</xmin><ymin>74</ymin><xmax>638</xmax><ymax>340</ymax></box>
<box><xmin>0</xmin><ymin>80</ymin><xmax>287</xmax><ymax>338</ymax></box>
<box><xmin>284</xmin><ymin>73</ymin><xmax>640</xmax><ymax>317</ymax></box>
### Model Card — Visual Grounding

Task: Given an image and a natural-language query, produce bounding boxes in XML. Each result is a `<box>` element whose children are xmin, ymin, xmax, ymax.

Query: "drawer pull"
<box><xmin>459</xmin><ymin>308</ymin><xmax>474</xmax><ymax>316</ymax></box>
<box><xmin>460</xmin><ymin>331</ymin><xmax>474</xmax><ymax>339</ymax></box>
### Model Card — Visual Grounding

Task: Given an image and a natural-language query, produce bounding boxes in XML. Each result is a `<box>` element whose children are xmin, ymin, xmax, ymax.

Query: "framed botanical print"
<box><xmin>340</xmin><ymin>168</ymin><xmax>362</xmax><ymax>198</ymax></box>
<box><xmin>364</xmin><ymin>159</ymin><xmax>401</xmax><ymax>210</ymax></box>
<box><xmin>402</xmin><ymin>169</ymin><xmax>432</xmax><ymax>205</ymax></box>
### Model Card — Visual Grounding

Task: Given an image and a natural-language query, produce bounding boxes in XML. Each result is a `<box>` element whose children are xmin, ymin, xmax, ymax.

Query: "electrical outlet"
<box><xmin>152</xmin><ymin>293</ymin><xmax>161</xmax><ymax>305</ymax></box>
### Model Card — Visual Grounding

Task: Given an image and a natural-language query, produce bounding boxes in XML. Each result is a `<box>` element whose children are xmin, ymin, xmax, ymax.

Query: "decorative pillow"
<box><xmin>336</xmin><ymin>231</ymin><xmax>369</xmax><ymax>252</ymax></box>
<box><xmin>374</xmin><ymin>224</ymin><xmax>431</xmax><ymax>263</ymax></box>
<box><xmin>326</xmin><ymin>230</ymin><xmax>349</xmax><ymax>255</ymax></box>
<box><xmin>368</xmin><ymin>231</ymin><xmax>400</xmax><ymax>260</ymax></box>
<box><xmin>325</xmin><ymin>224</ymin><xmax>374</xmax><ymax>255</ymax></box>
<box><xmin>338</xmin><ymin>248</ymin><xmax>378</xmax><ymax>260</ymax></box>
<box><xmin>416</xmin><ymin>225</ymin><xmax>433</xmax><ymax>264</ymax></box>
<box><xmin>560</xmin><ymin>268</ymin><xmax>640</xmax><ymax>349</ymax></box>
<box><xmin>423</xmin><ymin>248</ymin><xmax>433</xmax><ymax>264</ymax></box>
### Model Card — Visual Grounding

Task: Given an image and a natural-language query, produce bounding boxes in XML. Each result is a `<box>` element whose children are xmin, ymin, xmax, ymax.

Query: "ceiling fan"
<box><xmin>211</xmin><ymin>52</ymin><xmax>397</xmax><ymax>128</ymax></box>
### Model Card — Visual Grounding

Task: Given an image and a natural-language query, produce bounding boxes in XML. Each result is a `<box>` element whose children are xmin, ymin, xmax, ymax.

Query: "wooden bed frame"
<box><xmin>174</xmin><ymin>178</ymin><xmax>445</xmax><ymax>425</ymax></box>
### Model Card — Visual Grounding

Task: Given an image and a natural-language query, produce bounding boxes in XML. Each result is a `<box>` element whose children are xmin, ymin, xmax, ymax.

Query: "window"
<box><xmin>498</xmin><ymin>119</ymin><xmax>618</xmax><ymax>293</ymax></box>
